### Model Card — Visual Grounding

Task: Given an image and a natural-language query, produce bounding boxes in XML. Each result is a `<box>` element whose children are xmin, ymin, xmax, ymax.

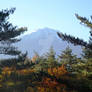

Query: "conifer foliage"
<box><xmin>0</xmin><ymin>8</ymin><xmax>27</xmax><ymax>56</ymax></box>
<box><xmin>57</xmin><ymin>14</ymin><xmax>92</xmax><ymax>50</ymax></box>
<box><xmin>59</xmin><ymin>46</ymin><xmax>76</xmax><ymax>64</ymax></box>
<box><xmin>46</xmin><ymin>46</ymin><xmax>57</xmax><ymax>68</ymax></box>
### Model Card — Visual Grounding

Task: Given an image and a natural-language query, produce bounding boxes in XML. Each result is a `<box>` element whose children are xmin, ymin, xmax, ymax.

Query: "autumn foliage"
<box><xmin>48</xmin><ymin>64</ymin><xmax>68</xmax><ymax>78</ymax></box>
<box><xmin>37</xmin><ymin>77</ymin><xmax>66</xmax><ymax>92</ymax></box>
<box><xmin>16</xmin><ymin>68</ymin><xmax>35</xmax><ymax>75</ymax></box>
<box><xmin>36</xmin><ymin>65</ymin><xmax>68</xmax><ymax>92</ymax></box>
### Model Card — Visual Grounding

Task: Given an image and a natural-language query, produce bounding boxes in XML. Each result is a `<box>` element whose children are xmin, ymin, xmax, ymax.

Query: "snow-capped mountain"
<box><xmin>16</xmin><ymin>28</ymin><xmax>82</xmax><ymax>58</ymax></box>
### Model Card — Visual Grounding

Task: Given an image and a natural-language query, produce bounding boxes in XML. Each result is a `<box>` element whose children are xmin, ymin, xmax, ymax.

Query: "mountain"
<box><xmin>16</xmin><ymin>28</ymin><xmax>82</xmax><ymax>58</ymax></box>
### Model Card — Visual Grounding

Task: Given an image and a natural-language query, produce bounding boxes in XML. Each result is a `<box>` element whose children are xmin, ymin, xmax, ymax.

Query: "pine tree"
<box><xmin>59</xmin><ymin>46</ymin><xmax>76</xmax><ymax>64</ymax></box>
<box><xmin>57</xmin><ymin>14</ymin><xmax>92</xmax><ymax>59</ymax></box>
<box><xmin>46</xmin><ymin>46</ymin><xmax>57</xmax><ymax>68</ymax></box>
<box><xmin>0</xmin><ymin>8</ymin><xmax>27</xmax><ymax>56</ymax></box>
<box><xmin>57</xmin><ymin>14</ymin><xmax>92</xmax><ymax>48</ymax></box>
<box><xmin>82</xmin><ymin>47</ymin><xmax>92</xmax><ymax>59</ymax></box>
<box><xmin>59</xmin><ymin>46</ymin><xmax>77</xmax><ymax>71</ymax></box>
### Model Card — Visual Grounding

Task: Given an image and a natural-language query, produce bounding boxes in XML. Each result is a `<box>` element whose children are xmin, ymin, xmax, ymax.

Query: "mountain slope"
<box><xmin>16</xmin><ymin>28</ymin><xmax>82</xmax><ymax>58</ymax></box>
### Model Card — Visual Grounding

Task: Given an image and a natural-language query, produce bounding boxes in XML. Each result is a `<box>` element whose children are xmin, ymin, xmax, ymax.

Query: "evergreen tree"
<box><xmin>59</xmin><ymin>46</ymin><xmax>77</xmax><ymax>71</ymax></box>
<box><xmin>59</xmin><ymin>46</ymin><xmax>76</xmax><ymax>64</ymax></box>
<box><xmin>82</xmin><ymin>47</ymin><xmax>92</xmax><ymax>59</ymax></box>
<box><xmin>57</xmin><ymin>14</ymin><xmax>92</xmax><ymax>49</ymax></box>
<box><xmin>0</xmin><ymin>8</ymin><xmax>27</xmax><ymax>56</ymax></box>
<box><xmin>46</xmin><ymin>46</ymin><xmax>57</xmax><ymax>68</ymax></box>
<box><xmin>57</xmin><ymin>14</ymin><xmax>92</xmax><ymax>60</ymax></box>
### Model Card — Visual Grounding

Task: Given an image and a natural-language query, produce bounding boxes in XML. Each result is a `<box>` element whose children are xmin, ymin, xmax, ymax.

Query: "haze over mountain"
<box><xmin>16</xmin><ymin>28</ymin><xmax>82</xmax><ymax>58</ymax></box>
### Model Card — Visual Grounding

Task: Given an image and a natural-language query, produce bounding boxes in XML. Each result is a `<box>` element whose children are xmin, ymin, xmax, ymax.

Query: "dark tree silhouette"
<box><xmin>57</xmin><ymin>14</ymin><xmax>92</xmax><ymax>50</ymax></box>
<box><xmin>0</xmin><ymin>8</ymin><xmax>27</xmax><ymax>56</ymax></box>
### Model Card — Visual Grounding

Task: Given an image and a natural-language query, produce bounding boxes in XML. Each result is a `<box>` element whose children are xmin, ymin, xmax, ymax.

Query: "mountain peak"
<box><xmin>16</xmin><ymin>28</ymin><xmax>82</xmax><ymax>58</ymax></box>
<box><xmin>35</xmin><ymin>27</ymin><xmax>58</xmax><ymax>35</ymax></box>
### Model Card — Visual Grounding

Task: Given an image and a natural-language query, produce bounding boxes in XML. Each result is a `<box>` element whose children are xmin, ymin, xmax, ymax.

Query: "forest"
<box><xmin>0</xmin><ymin>8</ymin><xmax>92</xmax><ymax>92</ymax></box>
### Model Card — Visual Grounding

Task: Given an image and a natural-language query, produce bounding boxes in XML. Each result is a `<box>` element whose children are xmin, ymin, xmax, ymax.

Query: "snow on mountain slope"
<box><xmin>16</xmin><ymin>28</ymin><xmax>82</xmax><ymax>58</ymax></box>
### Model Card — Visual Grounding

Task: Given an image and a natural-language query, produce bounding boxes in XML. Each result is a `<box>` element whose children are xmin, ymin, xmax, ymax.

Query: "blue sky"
<box><xmin>0</xmin><ymin>0</ymin><xmax>92</xmax><ymax>41</ymax></box>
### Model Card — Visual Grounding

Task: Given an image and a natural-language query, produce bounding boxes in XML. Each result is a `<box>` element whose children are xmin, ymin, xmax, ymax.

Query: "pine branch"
<box><xmin>57</xmin><ymin>32</ymin><xmax>88</xmax><ymax>47</ymax></box>
<box><xmin>75</xmin><ymin>14</ymin><xmax>92</xmax><ymax>29</ymax></box>
<box><xmin>0</xmin><ymin>8</ymin><xmax>27</xmax><ymax>56</ymax></box>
